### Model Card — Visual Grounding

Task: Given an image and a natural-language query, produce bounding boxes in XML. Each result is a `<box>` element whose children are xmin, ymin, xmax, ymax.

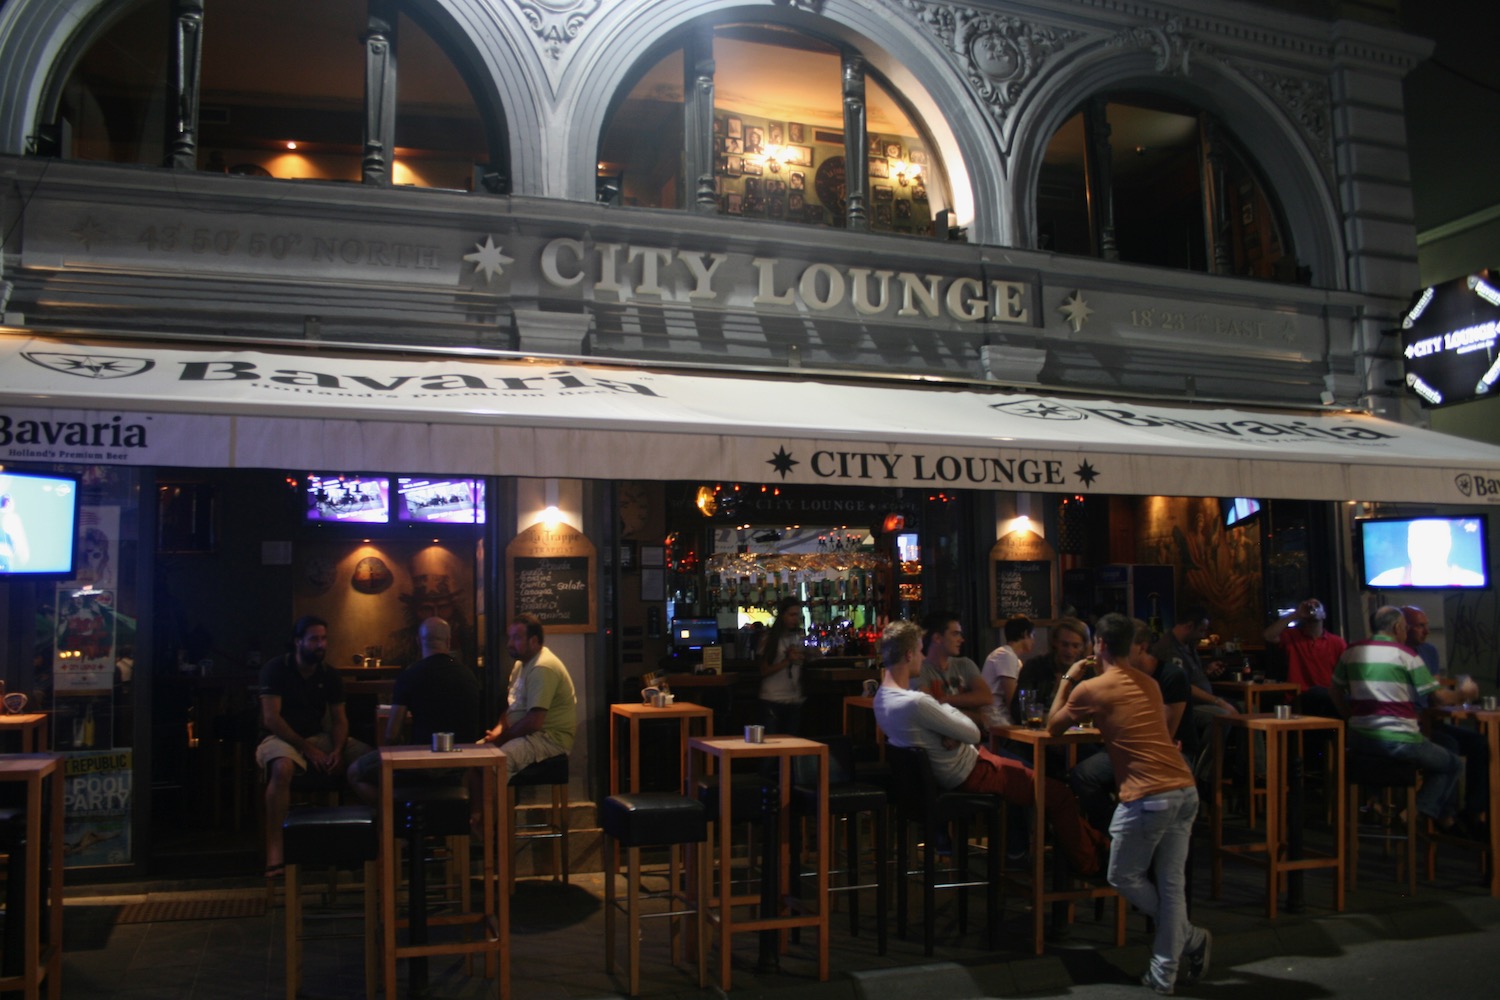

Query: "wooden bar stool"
<box><xmin>790</xmin><ymin>735</ymin><xmax>888</xmax><ymax>954</ymax></box>
<box><xmin>602</xmin><ymin>792</ymin><xmax>708</xmax><ymax>996</ymax></box>
<box><xmin>1346</xmin><ymin>752</ymin><xmax>1419</xmax><ymax>895</ymax></box>
<box><xmin>282</xmin><ymin>804</ymin><xmax>379</xmax><ymax>1000</ymax></box>
<box><xmin>397</xmin><ymin>784</ymin><xmax>473</xmax><ymax>997</ymax></box>
<box><xmin>508</xmin><ymin>755</ymin><xmax>569</xmax><ymax>890</ymax></box>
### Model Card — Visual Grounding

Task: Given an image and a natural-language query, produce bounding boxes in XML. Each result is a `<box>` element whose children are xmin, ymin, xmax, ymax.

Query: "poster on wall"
<box><xmin>63</xmin><ymin>749</ymin><xmax>132</xmax><ymax>867</ymax></box>
<box><xmin>54</xmin><ymin>586</ymin><xmax>117</xmax><ymax>692</ymax></box>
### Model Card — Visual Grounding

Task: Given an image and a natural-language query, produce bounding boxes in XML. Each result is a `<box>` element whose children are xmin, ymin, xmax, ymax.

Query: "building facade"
<box><xmin>4</xmin><ymin>0</ymin><xmax>1492</xmax><ymax>876</ymax></box>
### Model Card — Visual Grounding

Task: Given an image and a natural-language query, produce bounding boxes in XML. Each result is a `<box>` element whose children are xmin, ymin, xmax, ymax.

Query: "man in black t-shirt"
<box><xmin>351</xmin><ymin>617</ymin><xmax>483</xmax><ymax>799</ymax></box>
<box><xmin>256</xmin><ymin>615</ymin><xmax>372</xmax><ymax>877</ymax></box>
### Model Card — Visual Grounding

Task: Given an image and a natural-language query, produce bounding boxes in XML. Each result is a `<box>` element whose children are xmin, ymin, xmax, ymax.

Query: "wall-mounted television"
<box><xmin>305</xmin><ymin>476</ymin><xmax>390</xmax><ymax>523</ymax></box>
<box><xmin>671</xmin><ymin>618</ymin><xmax>720</xmax><ymax>650</ymax></box>
<box><xmin>1223</xmin><ymin>497</ymin><xmax>1262</xmax><ymax>528</ymax></box>
<box><xmin>396</xmin><ymin>477</ymin><xmax>486</xmax><ymax>524</ymax></box>
<box><xmin>1358</xmin><ymin>514</ymin><xmax>1489</xmax><ymax>590</ymax></box>
<box><xmin>0</xmin><ymin>470</ymin><xmax>81</xmax><ymax>577</ymax></box>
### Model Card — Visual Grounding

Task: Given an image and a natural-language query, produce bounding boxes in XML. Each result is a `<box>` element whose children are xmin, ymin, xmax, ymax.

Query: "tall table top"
<box><xmin>611</xmin><ymin>702</ymin><xmax>714</xmax><ymax>721</ymax></box>
<box><xmin>689</xmin><ymin>734</ymin><xmax>827</xmax><ymax>759</ymax></box>
<box><xmin>377</xmin><ymin>743</ymin><xmax>505</xmax><ymax>770</ymax></box>
<box><xmin>0</xmin><ymin>751</ymin><xmax>61</xmax><ymax>777</ymax></box>
<box><xmin>989</xmin><ymin>723</ymin><xmax>1103</xmax><ymax>748</ymax></box>
<box><xmin>1215</xmin><ymin>712</ymin><xmax>1342</xmax><ymax>734</ymax></box>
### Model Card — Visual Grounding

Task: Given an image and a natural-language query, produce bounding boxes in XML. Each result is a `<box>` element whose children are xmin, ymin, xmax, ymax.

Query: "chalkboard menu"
<box><xmin>506</xmin><ymin>524</ymin><xmax>597</xmax><ymax>633</ymax></box>
<box><xmin>992</xmin><ymin>559</ymin><xmax>1055</xmax><ymax>624</ymax></box>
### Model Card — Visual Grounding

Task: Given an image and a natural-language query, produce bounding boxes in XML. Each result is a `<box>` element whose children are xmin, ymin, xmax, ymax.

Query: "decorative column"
<box><xmin>1204</xmin><ymin>119</ymin><xmax>1233</xmax><ymax>274</ymax></box>
<box><xmin>165</xmin><ymin>0</ymin><xmax>204</xmax><ymax>169</ymax></box>
<box><xmin>1083</xmin><ymin>97</ymin><xmax>1117</xmax><ymax>260</ymax></box>
<box><xmin>842</xmin><ymin>53</ymin><xmax>868</xmax><ymax>231</ymax></box>
<box><xmin>685</xmin><ymin>25</ymin><xmax>718</xmax><ymax>213</ymax></box>
<box><xmin>363</xmin><ymin>0</ymin><xmax>398</xmax><ymax>186</ymax></box>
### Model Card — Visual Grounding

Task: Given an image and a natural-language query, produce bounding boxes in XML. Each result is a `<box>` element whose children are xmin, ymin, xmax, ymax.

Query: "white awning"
<box><xmin>2</xmin><ymin>331</ymin><xmax>1498</xmax><ymax>505</ymax></box>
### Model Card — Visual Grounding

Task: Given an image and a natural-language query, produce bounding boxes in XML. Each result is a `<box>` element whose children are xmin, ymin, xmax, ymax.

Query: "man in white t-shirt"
<box><xmin>981</xmin><ymin>615</ymin><xmax>1034</xmax><ymax>723</ymax></box>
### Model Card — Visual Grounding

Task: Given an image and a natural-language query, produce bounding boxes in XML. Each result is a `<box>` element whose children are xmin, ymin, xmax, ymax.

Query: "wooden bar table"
<box><xmin>1211</xmin><ymin>713</ymin><xmax>1344</xmax><ymax>918</ymax></box>
<box><xmin>689</xmin><ymin>734</ymin><xmax>829</xmax><ymax>992</ymax></box>
<box><xmin>0</xmin><ymin>715</ymin><xmax>49</xmax><ymax>753</ymax></box>
<box><xmin>609</xmin><ymin>701</ymin><xmax>713</xmax><ymax>795</ymax></box>
<box><xmin>0</xmin><ymin>753</ymin><xmax>64</xmax><ymax>1000</ymax></box>
<box><xmin>1429</xmin><ymin>703</ymin><xmax>1500</xmax><ymax>896</ymax></box>
<box><xmin>989</xmin><ymin>724</ymin><xmax>1126</xmax><ymax>955</ymax></box>
<box><xmin>376</xmin><ymin>744</ymin><xmax>508</xmax><ymax>1000</ymax></box>
<box><xmin>1211</xmin><ymin>682</ymin><xmax>1301</xmax><ymax>826</ymax></box>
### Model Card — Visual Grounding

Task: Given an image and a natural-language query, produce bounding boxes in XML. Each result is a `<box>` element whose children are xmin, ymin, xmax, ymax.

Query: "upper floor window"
<box><xmin>1037</xmin><ymin>95</ymin><xmax>1302</xmax><ymax>282</ymax></box>
<box><xmin>599</xmin><ymin>23</ymin><xmax>951</xmax><ymax>238</ymax></box>
<box><xmin>49</xmin><ymin>0</ymin><xmax>499</xmax><ymax>190</ymax></box>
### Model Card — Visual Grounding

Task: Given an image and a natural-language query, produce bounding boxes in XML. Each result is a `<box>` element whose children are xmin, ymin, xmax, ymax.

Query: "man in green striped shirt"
<box><xmin>1331</xmin><ymin>605</ymin><xmax>1478</xmax><ymax>833</ymax></box>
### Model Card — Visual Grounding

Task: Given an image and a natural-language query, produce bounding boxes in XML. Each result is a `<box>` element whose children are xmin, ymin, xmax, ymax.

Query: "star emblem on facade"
<box><xmin>1074</xmin><ymin>460</ymin><xmax>1100</xmax><ymax>488</ymax></box>
<box><xmin>767</xmin><ymin>446</ymin><xmax>799</xmax><ymax>478</ymax></box>
<box><xmin>1059</xmin><ymin>290</ymin><xmax>1093</xmax><ymax>333</ymax></box>
<box><xmin>71</xmin><ymin>216</ymin><xmax>108</xmax><ymax>251</ymax></box>
<box><xmin>463</xmin><ymin>235</ymin><xmax>514</xmax><ymax>284</ymax></box>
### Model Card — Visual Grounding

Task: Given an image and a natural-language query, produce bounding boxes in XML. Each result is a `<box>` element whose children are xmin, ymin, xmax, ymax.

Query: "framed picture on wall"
<box><xmin>640</xmin><ymin>568</ymin><xmax>665</xmax><ymax>601</ymax></box>
<box><xmin>895</xmin><ymin>199</ymin><xmax>912</xmax><ymax>221</ymax></box>
<box><xmin>788</xmin><ymin>192</ymin><xmax>805</xmax><ymax>212</ymax></box>
<box><xmin>869</xmin><ymin>157</ymin><xmax>889</xmax><ymax>179</ymax></box>
<box><xmin>741</xmin><ymin>159</ymin><xmax>762</xmax><ymax>176</ymax></box>
<box><xmin>726</xmin><ymin>155</ymin><xmax>743</xmax><ymax>176</ymax></box>
<box><xmin>726</xmin><ymin>116</ymin><xmax>742</xmax><ymax>138</ymax></box>
<box><xmin>724</xmin><ymin>192</ymin><xmax>742</xmax><ymax>214</ymax></box>
<box><xmin>783</xmin><ymin>145</ymin><xmax>813</xmax><ymax>166</ymax></box>
<box><xmin>884</xmin><ymin>140</ymin><xmax>903</xmax><ymax>159</ymax></box>
<box><xmin>769</xmin><ymin>124</ymin><xmax>783</xmax><ymax>145</ymax></box>
<box><xmin>788</xmin><ymin>170</ymin><xmax>805</xmax><ymax>190</ymax></box>
<box><xmin>873</xmin><ymin>184</ymin><xmax>893</xmax><ymax>201</ymax></box>
<box><xmin>640</xmin><ymin>544</ymin><xmax>664</xmax><ymax>568</ymax></box>
<box><xmin>725</xmin><ymin>136</ymin><xmax>743</xmax><ymax>154</ymax></box>
<box><xmin>747</xmin><ymin>126</ymin><xmax>764</xmax><ymax>152</ymax></box>
<box><xmin>788</xmin><ymin>122</ymin><xmax>805</xmax><ymax>143</ymax></box>
<box><xmin>911</xmin><ymin>183</ymin><xmax>927</xmax><ymax>202</ymax></box>
<box><xmin>713</xmin><ymin>117</ymin><xmax>725</xmax><ymax>135</ymax></box>
<box><xmin>910</xmin><ymin>148</ymin><xmax>927</xmax><ymax>165</ymax></box>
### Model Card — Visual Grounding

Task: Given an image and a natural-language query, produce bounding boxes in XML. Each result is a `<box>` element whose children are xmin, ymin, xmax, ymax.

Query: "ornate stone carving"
<box><xmin>901</xmin><ymin>3</ymin><xmax>1078</xmax><ymax>121</ymax></box>
<box><xmin>1244</xmin><ymin>68</ymin><xmax>1333</xmax><ymax>167</ymax></box>
<box><xmin>1107</xmin><ymin>16</ymin><xmax>1208</xmax><ymax>77</ymax></box>
<box><xmin>517</xmin><ymin>0</ymin><xmax>601</xmax><ymax>61</ymax></box>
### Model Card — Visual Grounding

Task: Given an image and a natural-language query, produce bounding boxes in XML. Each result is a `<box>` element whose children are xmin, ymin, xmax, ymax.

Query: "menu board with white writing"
<box><xmin>992</xmin><ymin>559</ymin><xmax>1054</xmax><ymax>624</ymax></box>
<box><xmin>506</xmin><ymin>524</ymin><xmax>597</xmax><ymax>633</ymax></box>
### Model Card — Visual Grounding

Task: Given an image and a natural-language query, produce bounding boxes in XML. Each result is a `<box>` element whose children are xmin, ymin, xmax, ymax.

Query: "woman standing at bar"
<box><xmin>757</xmin><ymin>597</ymin><xmax>808</xmax><ymax>735</ymax></box>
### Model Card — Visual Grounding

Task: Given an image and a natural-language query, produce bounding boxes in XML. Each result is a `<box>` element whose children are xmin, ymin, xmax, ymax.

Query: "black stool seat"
<box><xmin>1347</xmin><ymin>753</ymin><xmax>1419</xmax><ymax>787</ymax></box>
<box><xmin>0</xmin><ymin>807</ymin><xmax>25</xmax><ymax>849</ymax></box>
<box><xmin>512</xmin><ymin>754</ymin><xmax>569</xmax><ymax>786</ymax></box>
<box><xmin>793</xmin><ymin>781</ymin><xmax>886</xmax><ymax>816</ymax></box>
<box><xmin>284</xmin><ymin>804</ymin><xmax>377</xmax><ymax>867</ymax></box>
<box><xmin>602</xmin><ymin>793</ymin><xmax>707</xmax><ymax>847</ymax></box>
<box><xmin>695</xmin><ymin>773</ymin><xmax>768</xmax><ymax>822</ymax></box>
<box><xmin>398</xmin><ymin>784</ymin><xmax>471</xmax><ymax>837</ymax></box>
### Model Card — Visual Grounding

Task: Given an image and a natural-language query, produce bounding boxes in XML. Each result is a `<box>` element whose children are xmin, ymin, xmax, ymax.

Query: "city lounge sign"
<box><xmin>532</xmin><ymin>238</ymin><xmax>1032</xmax><ymax>324</ymax></box>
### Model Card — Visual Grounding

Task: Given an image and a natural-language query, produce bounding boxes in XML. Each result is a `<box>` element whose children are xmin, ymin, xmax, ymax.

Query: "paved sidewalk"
<box><xmin>59</xmin><ymin>822</ymin><xmax>1500</xmax><ymax>999</ymax></box>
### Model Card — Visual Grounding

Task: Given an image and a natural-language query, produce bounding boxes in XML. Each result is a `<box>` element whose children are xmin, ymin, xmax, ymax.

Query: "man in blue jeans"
<box><xmin>1049</xmin><ymin>613</ymin><xmax>1210</xmax><ymax>995</ymax></box>
<box><xmin>1332</xmin><ymin>604</ymin><xmax>1478</xmax><ymax>835</ymax></box>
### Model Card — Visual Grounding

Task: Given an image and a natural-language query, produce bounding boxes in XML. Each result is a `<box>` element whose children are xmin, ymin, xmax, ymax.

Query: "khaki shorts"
<box><xmin>255</xmin><ymin>733</ymin><xmax>372</xmax><ymax>778</ymax></box>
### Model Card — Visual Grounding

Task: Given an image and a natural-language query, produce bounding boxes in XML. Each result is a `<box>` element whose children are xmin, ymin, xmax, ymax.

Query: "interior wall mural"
<box><xmin>1138</xmin><ymin>497</ymin><xmax>1263</xmax><ymax>643</ymax></box>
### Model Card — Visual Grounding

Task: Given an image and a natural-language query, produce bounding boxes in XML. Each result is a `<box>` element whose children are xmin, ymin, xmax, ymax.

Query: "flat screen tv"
<box><xmin>305</xmin><ymin>476</ymin><xmax>390</xmax><ymax>523</ymax></box>
<box><xmin>1358</xmin><ymin>514</ymin><xmax>1489</xmax><ymax>590</ymax></box>
<box><xmin>396</xmin><ymin>477</ymin><xmax>486</xmax><ymax>524</ymax></box>
<box><xmin>671</xmin><ymin>618</ymin><xmax>720</xmax><ymax>650</ymax></box>
<box><xmin>0</xmin><ymin>470</ymin><xmax>81</xmax><ymax>577</ymax></box>
<box><xmin>1223</xmin><ymin>497</ymin><xmax>1262</xmax><ymax>528</ymax></box>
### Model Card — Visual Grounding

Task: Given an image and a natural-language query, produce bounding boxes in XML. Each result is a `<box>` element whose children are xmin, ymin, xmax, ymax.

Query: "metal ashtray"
<box><xmin>743</xmin><ymin>725</ymin><xmax>766</xmax><ymax>744</ymax></box>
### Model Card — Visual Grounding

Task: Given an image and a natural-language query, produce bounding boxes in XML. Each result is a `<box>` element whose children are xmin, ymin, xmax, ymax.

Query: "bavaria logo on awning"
<box><xmin>22</xmin><ymin>352</ymin><xmax>155</xmax><ymax>379</ymax></box>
